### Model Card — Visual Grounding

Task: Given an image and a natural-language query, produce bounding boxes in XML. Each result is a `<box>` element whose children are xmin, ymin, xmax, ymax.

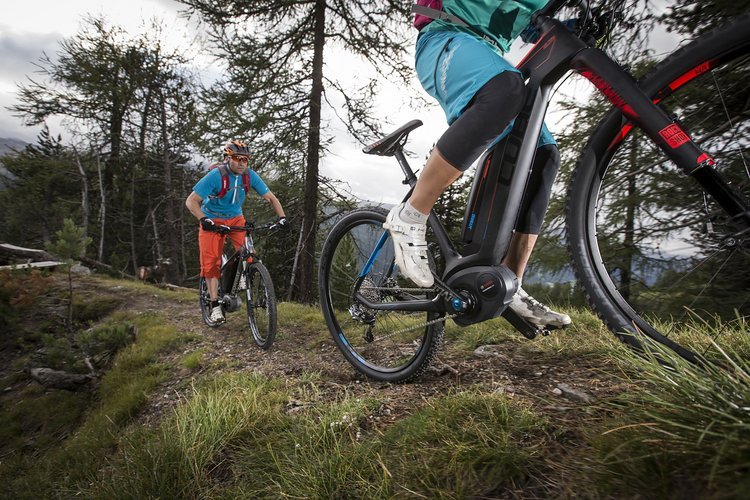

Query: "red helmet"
<box><xmin>223</xmin><ymin>140</ymin><xmax>251</xmax><ymax>157</ymax></box>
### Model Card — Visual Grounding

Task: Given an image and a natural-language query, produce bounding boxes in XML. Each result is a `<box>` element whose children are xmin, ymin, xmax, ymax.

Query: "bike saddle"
<box><xmin>363</xmin><ymin>119</ymin><xmax>423</xmax><ymax>156</ymax></box>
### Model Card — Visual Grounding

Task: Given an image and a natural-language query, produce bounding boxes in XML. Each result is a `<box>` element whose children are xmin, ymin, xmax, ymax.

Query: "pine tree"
<box><xmin>45</xmin><ymin>218</ymin><xmax>93</xmax><ymax>332</ymax></box>
<box><xmin>178</xmin><ymin>0</ymin><xmax>413</xmax><ymax>303</ymax></box>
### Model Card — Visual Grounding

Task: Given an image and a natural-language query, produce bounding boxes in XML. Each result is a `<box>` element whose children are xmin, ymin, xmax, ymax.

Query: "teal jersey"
<box><xmin>421</xmin><ymin>0</ymin><xmax>549</xmax><ymax>53</ymax></box>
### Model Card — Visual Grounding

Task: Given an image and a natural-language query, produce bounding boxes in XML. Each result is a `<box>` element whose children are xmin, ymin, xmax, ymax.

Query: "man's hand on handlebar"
<box><xmin>200</xmin><ymin>217</ymin><xmax>215</xmax><ymax>231</ymax></box>
<box><xmin>200</xmin><ymin>217</ymin><xmax>230</xmax><ymax>234</ymax></box>
<box><xmin>276</xmin><ymin>217</ymin><xmax>288</xmax><ymax>230</ymax></box>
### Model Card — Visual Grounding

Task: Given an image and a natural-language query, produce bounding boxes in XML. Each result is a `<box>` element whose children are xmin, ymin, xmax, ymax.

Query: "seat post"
<box><xmin>394</xmin><ymin>148</ymin><xmax>418</xmax><ymax>187</ymax></box>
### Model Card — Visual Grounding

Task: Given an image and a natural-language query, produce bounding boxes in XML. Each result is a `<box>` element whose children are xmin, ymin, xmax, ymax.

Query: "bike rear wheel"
<box><xmin>318</xmin><ymin>207</ymin><xmax>444</xmax><ymax>382</ymax></box>
<box><xmin>245</xmin><ymin>262</ymin><xmax>277</xmax><ymax>349</ymax></box>
<box><xmin>199</xmin><ymin>277</ymin><xmax>222</xmax><ymax>328</ymax></box>
<box><xmin>568</xmin><ymin>14</ymin><xmax>750</xmax><ymax>361</ymax></box>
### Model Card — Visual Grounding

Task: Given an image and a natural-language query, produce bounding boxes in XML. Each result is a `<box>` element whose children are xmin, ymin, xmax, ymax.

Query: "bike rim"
<box><xmin>324</xmin><ymin>215</ymin><xmax>439</xmax><ymax>376</ymax></box>
<box><xmin>590</xmin><ymin>51</ymin><xmax>750</xmax><ymax>356</ymax></box>
<box><xmin>199</xmin><ymin>278</ymin><xmax>214</xmax><ymax>325</ymax></box>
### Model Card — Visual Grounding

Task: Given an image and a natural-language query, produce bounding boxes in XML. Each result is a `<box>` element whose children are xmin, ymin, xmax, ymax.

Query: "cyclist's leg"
<box><xmin>225</xmin><ymin>215</ymin><xmax>247</xmax><ymax>251</ymax></box>
<box><xmin>199</xmin><ymin>226</ymin><xmax>226</xmax><ymax>322</ymax></box>
<box><xmin>502</xmin><ymin>142</ymin><xmax>560</xmax><ymax>278</ymax></box>
<box><xmin>503</xmin><ymin>143</ymin><xmax>571</xmax><ymax>328</ymax></box>
<box><xmin>389</xmin><ymin>32</ymin><xmax>526</xmax><ymax>286</ymax></box>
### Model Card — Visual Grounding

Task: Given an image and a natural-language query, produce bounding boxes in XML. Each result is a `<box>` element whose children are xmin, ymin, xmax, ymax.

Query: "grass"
<box><xmin>84</xmin><ymin>378</ymin><xmax>550</xmax><ymax>499</ymax></box>
<box><xmin>181</xmin><ymin>349</ymin><xmax>206</xmax><ymax>371</ymax></box>
<box><xmin>0</xmin><ymin>311</ymin><xmax>188</xmax><ymax>497</ymax></box>
<box><xmin>578</xmin><ymin>318</ymin><xmax>750</xmax><ymax>498</ymax></box>
<box><xmin>2</xmin><ymin>272</ymin><xmax>749</xmax><ymax>498</ymax></box>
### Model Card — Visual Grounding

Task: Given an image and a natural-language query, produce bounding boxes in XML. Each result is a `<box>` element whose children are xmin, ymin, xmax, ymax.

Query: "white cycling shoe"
<box><xmin>383</xmin><ymin>204</ymin><xmax>434</xmax><ymax>288</ymax></box>
<box><xmin>509</xmin><ymin>287</ymin><xmax>571</xmax><ymax>329</ymax></box>
<box><xmin>210</xmin><ymin>305</ymin><xmax>226</xmax><ymax>324</ymax></box>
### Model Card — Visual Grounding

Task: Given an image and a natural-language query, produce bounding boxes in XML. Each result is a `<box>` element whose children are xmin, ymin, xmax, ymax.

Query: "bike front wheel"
<box><xmin>568</xmin><ymin>14</ymin><xmax>750</xmax><ymax>361</ymax></box>
<box><xmin>318</xmin><ymin>207</ymin><xmax>444</xmax><ymax>383</ymax></box>
<box><xmin>245</xmin><ymin>262</ymin><xmax>277</xmax><ymax>349</ymax></box>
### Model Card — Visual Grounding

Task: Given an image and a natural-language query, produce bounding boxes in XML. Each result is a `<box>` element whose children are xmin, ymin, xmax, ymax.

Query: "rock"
<box><xmin>493</xmin><ymin>384</ymin><xmax>516</xmax><ymax>396</ymax></box>
<box><xmin>473</xmin><ymin>345</ymin><xmax>502</xmax><ymax>358</ymax></box>
<box><xmin>70</xmin><ymin>263</ymin><xmax>92</xmax><ymax>275</ymax></box>
<box><xmin>555</xmin><ymin>383</ymin><xmax>594</xmax><ymax>403</ymax></box>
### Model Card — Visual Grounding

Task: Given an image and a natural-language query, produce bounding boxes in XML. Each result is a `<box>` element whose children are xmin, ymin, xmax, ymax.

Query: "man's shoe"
<box><xmin>509</xmin><ymin>287</ymin><xmax>571</xmax><ymax>329</ymax></box>
<box><xmin>210</xmin><ymin>305</ymin><xmax>226</xmax><ymax>324</ymax></box>
<box><xmin>383</xmin><ymin>204</ymin><xmax>433</xmax><ymax>287</ymax></box>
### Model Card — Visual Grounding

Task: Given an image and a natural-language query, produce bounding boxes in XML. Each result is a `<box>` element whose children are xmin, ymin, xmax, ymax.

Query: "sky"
<box><xmin>0</xmin><ymin>0</ymin><xmax>681</xmax><ymax>205</ymax></box>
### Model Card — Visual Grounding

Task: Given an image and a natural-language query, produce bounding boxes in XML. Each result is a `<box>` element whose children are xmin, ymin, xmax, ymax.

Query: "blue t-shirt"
<box><xmin>193</xmin><ymin>164</ymin><xmax>270</xmax><ymax>219</ymax></box>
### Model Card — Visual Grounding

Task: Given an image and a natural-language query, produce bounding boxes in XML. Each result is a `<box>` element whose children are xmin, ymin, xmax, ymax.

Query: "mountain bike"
<box><xmin>199</xmin><ymin>221</ymin><xmax>279</xmax><ymax>349</ymax></box>
<box><xmin>318</xmin><ymin>0</ymin><xmax>750</xmax><ymax>382</ymax></box>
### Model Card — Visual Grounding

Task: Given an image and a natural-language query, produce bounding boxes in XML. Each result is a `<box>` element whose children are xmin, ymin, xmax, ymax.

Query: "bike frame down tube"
<box><xmin>444</xmin><ymin>18</ymin><xmax>589</xmax><ymax>280</ymax></box>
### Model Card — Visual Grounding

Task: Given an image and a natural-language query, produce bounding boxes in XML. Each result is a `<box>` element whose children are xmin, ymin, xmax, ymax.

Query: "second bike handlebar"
<box><xmin>209</xmin><ymin>221</ymin><xmax>281</xmax><ymax>234</ymax></box>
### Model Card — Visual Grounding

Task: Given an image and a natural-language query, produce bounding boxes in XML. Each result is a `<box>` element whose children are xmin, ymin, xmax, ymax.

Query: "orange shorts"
<box><xmin>198</xmin><ymin>215</ymin><xmax>246</xmax><ymax>279</ymax></box>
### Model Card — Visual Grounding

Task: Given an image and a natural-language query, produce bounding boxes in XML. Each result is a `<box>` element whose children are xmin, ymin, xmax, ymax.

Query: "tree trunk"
<box><xmin>73</xmin><ymin>148</ymin><xmax>90</xmax><ymax>258</ymax></box>
<box><xmin>292</xmin><ymin>0</ymin><xmax>326</xmax><ymax>304</ymax></box>
<box><xmin>96</xmin><ymin>152</ymin><xmax>106</xmax><ymax>262</ymax></box>
<box><xmin>160</xmin><ymin>94</ymin><xmax>181</xmax><ymax>282</ymax></box>
<box><xmin>131</xmin><ymin>89</ymin><xmax>150</xmax><ymax>275</ymax></box>
<box><xmin>180</xmin><ymin>167</ymin><xmax>189</xmax><ymax>281</ymax></box>
<box><xmin>287</xmin><ymin>222</ymin><xmax>305</xmax><ymax>301</ymax></box>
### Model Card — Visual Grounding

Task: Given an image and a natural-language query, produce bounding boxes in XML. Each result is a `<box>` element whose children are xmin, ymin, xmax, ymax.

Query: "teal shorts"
<box><xmin>415</xmin><ymin>29</ymin><xmax>556</xmax><ymax>148</ymax></box>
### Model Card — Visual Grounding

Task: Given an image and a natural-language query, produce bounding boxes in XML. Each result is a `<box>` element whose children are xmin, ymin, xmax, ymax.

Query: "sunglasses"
<box><xmin>231</xmin><ymin>155</ymin><xmax>249</xmax><ymax>163</ymax></box>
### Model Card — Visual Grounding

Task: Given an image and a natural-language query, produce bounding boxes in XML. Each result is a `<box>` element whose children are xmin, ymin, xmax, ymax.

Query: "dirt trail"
<box><xmin>96</xmin><ymin>276</ymin><xmax>626</xmax><ymax>431</ymax></box>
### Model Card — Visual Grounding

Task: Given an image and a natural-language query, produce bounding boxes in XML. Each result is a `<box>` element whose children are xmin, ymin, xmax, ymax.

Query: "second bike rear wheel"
<box><xmin>318</xmin><ymin>207</ymin><xmax>444</xmax><ymax>383</ymax></box>
<box><xmin>199</xmin><ymin>277</ymin><xmax>222</xmax><ymax>328</ymax></box>
<box><xmin>245</xmin><ymin>262</ymin><xmax>277</xmax><ymax>349</ymax></box>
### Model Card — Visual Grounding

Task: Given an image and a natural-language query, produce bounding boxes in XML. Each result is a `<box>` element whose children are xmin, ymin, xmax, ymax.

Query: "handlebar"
<box><xmin>535</xmin><ymin>0</ymin><xmax>591</xmax><ymax>21</ymax></box>
<box><xmin>210</xmin><ymin>221</ymin><xmax>281</xmax><ymax>234</ymax></box>
<box><xmin>533</xmin><ymin>0</ymin><xmax>609</xmax><ymax>47</ymax></box>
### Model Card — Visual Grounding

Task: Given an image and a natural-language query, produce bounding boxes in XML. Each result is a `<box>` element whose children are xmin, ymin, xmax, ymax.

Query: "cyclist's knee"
<box><xmin>473</xmin><ymin>71</ymin><xmax>526</xmax><ymax>135</ymax></box>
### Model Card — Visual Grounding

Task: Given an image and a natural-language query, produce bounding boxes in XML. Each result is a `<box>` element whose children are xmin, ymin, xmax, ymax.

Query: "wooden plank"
<box><xmin>0</xmin><ymin>261</ymin><xmax>65</xmax><ymax>271</ymax></box>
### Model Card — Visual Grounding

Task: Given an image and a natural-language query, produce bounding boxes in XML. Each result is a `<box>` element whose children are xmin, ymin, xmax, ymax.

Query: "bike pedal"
<box><xmin>501</xmin><ymin>308</ymin><xmax>544</xmax><ymax>340</ymax></box>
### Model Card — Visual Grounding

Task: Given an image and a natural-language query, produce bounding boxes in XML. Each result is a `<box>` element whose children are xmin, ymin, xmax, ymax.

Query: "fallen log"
<box><xmin>29</xmin><ymin>367</ymin><xmax>95</xmax><ymax>392</ymax></box>
<box><xmin>78</xmin><ymin>256</ymin><xmax>136</xmax><ymax>280</ymax></box>
<box><xmin>0</xmin><ymin>242</ymin><xmax>57</xmax><ymax>263</ymax></box>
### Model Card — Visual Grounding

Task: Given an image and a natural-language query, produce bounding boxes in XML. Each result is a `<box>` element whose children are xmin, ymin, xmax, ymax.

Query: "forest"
<box><xmin>1</xmin><ymin>0</ymin><xmax>747</xmax><ymax>311</ymax></box>
<box><xmin>1</xmin><ymin>1</ymin><xmax>749</xmax><ymax>498</ymax></box>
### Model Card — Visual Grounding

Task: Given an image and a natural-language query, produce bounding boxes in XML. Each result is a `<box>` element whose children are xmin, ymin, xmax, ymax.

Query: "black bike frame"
<box><xmin>357</xmin><ymin>2</ymin><xmax>749</xmax><ymax>314</ymax></box>
<box><xmin>220</xmin><ymin>231</ymin><xmax>257</xmax><ymax>295</ymax></box>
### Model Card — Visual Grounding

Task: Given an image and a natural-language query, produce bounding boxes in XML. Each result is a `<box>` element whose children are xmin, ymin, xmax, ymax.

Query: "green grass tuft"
<box><xmin>583</xmin><ymin>318</ymin><xmax>750</xmax><ymax>498</ymax></box>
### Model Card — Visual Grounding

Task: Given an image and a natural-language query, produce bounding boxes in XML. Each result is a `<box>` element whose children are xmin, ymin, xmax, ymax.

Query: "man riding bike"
<box><xmin>185</xmin><ymin>140</ymin><xmax>287</xmax><ymax>324</ymax></box>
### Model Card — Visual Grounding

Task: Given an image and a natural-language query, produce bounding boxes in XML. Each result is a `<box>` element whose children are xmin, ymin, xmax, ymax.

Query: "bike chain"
<box><xmin>358</xmin><ymin>285</ymin><xmax>461</xmax><ymax>338</ymax></box>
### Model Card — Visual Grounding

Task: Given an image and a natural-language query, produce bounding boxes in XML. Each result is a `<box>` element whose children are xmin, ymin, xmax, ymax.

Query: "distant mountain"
<box><xmin>0</xmin><ymin>137</ymin><xmax>27</xmax><ymax>157</ymax></box>
<box><xmin>0</xmin><ymin>137</ymin><xmax>26</xmax><ymax>190</ymax></box>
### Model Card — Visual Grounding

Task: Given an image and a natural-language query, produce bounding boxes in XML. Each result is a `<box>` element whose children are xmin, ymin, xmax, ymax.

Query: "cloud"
<box><xmin>0</xmin><ymin>28</ymin><xmax>61</xmax><ymax>84</ymax></box>
<box><xmin>0</xmin><ymin>26</ymin><xmax>65</xmax><ymax>141</ymax></box>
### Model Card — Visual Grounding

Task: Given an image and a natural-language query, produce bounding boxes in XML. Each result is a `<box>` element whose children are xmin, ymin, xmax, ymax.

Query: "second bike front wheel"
<box><xmin>245</xmin><ymin>262</ymin><xmax>277</xmax><ymax>349</ymax></box>
<box><xmin>318</xmin><ymin>207</ymin><xmax>445</xmax><ymax>383</ymax></box>
<box><xmin>567</xmin><ymin>14</ymin><xmax>750</xmax><ymax>362</ymax></box>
